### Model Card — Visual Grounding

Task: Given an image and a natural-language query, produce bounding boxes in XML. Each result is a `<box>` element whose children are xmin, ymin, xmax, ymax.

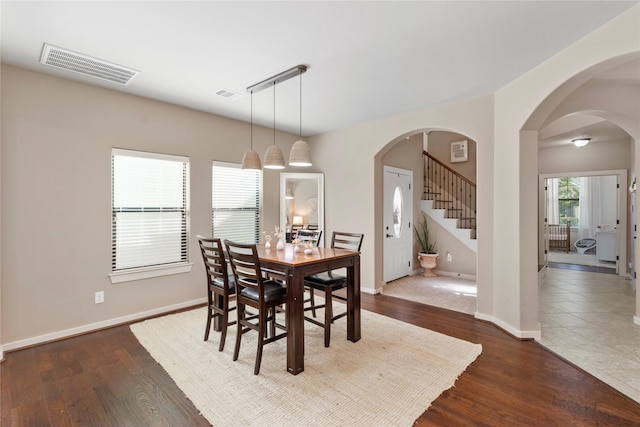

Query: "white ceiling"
<box><xmin>1</xmin><ymin>1</ymin><xmax>638</xmax><ymax>140</ymax></box>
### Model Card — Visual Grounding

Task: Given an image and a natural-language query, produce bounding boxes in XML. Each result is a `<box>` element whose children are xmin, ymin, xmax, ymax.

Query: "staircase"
<box><xmin>422</xmin><ymin>151</ymin><xmax>477</xmax><ymax>253</ymax></box>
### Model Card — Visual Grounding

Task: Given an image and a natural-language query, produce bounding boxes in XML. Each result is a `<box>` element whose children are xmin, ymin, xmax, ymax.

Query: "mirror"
<box><xmin>280</xmin><ymin>173</ymin><xmax>324</xmax><ymax>246</ymax></box>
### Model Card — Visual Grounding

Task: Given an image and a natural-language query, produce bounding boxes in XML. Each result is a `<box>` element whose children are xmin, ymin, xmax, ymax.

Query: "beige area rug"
<box><xmin>130</xmin><ymin>306</ymin><xmax>482</xmax><ymax>427</ymax></box>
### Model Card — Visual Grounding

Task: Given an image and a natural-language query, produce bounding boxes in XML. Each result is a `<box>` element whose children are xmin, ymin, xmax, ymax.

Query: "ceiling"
<box><xmin>1</xmin><ymin>1</ymin><xmax>638</xmax><ymax>141</ymax></box>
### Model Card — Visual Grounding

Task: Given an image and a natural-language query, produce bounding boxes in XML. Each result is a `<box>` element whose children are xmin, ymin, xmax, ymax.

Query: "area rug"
<box><xmin>130</xmin><ymin>306</ymin><xmax>482</xmax><ymax>426</ymax></box>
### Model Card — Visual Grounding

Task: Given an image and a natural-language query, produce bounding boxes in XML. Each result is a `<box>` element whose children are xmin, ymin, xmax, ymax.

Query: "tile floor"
<box><xmin>547</xmin><ymin>249</ymin><xmax>617</xmax><ymax>270</ymax></box>
<box><xmin>383</xmin><ymin>268</ymin><xmax>640</xmax><ymax>403</ymax></box>
<box><xmin>382</xmin><ymin>274</ymin><xmax>477</xmax><ymax>315</ymax></box>
<box><xmin>539</xmin><ymin>266</ymin><xmax>640</xmax><ymax>403</ymax></box>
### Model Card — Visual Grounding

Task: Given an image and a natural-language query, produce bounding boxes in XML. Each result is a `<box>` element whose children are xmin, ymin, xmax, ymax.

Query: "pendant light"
<box><xmin>241</xmin><ymin>90</ymin><xmax>262</xmax><ymax>170</ymax></box>
<box><xmin>289</xmin><ymin>71</ymin><xmax>312</xmax><ymax>167</ymax></box>
<box><xmin>263</xmin><ymin>81</ymin><xmax>285</xmax><ymax>169</ymax></box>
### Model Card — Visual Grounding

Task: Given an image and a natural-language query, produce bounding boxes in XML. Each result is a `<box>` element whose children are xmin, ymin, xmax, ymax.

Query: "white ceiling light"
<box><xmin>572</xmin><ymin>138</ymin><xmax>590</xmax><ymax>147</ymax></box>
<box><xmin>289</xmin><ymin>71</ymin><xmax>312</xmax><ymax>167</ymax></box>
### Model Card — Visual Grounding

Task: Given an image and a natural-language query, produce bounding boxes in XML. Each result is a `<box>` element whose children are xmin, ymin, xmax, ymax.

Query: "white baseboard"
<box><xmin>1</xmin><ymin>297</ymin><xmax>207</xmax><ymax>353</ymax></box>
<box><xmin>433</xmin><ymin>270</ymin><xmax>477</xmax><ymax>281</ymax></box>
<box><xmin>474</xmin><ymin>312</ymin><xmax>542</xmax><ymax>340</ymax></box>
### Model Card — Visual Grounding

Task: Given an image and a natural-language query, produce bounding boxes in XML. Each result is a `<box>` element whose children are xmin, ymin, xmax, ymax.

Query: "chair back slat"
<box><xmin>297</xmin><ymin>229</ymin><xmax>323</xmax><ymax>247</ymax></box>
<box><xmin>197</xmin><ymin>236</ymin><xmax>230</xmax><ymax>286</ymax></box>
<box><xmin>224</xmin><ymin>240</ymin><xmax>264</xmax><ymax>298</ymax></box>
<box><xmin>331</xmin><ymin>232</ymin><xmax>364</xmax><ymax>251</ymax></box>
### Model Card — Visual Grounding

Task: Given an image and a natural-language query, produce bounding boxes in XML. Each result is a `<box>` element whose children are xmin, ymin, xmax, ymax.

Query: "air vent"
<box><xmin>450</xmin><ymin>140</ymin><xmax>468</xmax><ymax>163</ymax></box>
<box><xmin>214</xmin><ymin>89</ymin><xmax>242</xmax><ymax>101</ymax></box>
<box><xmin>39</xmin><ymin>44</ymin><xmax>139</xmax><ymax>85</ymax></box>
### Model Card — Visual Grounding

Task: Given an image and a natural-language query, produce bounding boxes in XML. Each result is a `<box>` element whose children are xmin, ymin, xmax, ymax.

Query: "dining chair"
<box><xmin>197</xmin><ymin>236</ymin><xmax>236</xmax><ymax>352</ymax></box>
<box><xmin>303</xmin><ymin>231</ymin><xmax>364</xmax><ymax>347</ymax></box>
<box><xmin>296</xmin><ymin>228</ymin><xmax>323</xmax><ymax>246</ymax></box>
<box><xmin>295</xmin><ymin>229</ymin><xmax>323</xmax><ymax>316</ymax></box>
<box><xmin>224</xmin><ymin>240</ymin><xmax>288</xmax><ymax>375</ymax></box>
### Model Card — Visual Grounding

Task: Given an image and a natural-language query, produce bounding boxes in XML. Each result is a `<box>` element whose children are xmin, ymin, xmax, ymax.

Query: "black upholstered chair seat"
<box><xmin>240</xmin><ymin>281</ymin><xmax>286</xmax><ymax>303</ymax></box>
<box><xmin>304</xmin><ymin>271</ymin><xmax>346</xmax><ymax>289</ymax></box>
<box><xmin>212</xmin><ymin>276</ymin><xmax>235</xmax><ymax>292</ymax></box>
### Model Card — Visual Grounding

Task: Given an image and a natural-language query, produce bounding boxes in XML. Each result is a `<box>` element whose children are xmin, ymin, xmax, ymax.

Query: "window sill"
<box><xmin>109</xmin><ymin>263</ymin><xmax>193</xmax><ymax>284</ymax></box>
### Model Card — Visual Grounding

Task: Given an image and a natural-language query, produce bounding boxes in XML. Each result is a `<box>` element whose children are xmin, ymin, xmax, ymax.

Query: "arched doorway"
<box><xmin>521</xmin><ymin>55</ymin><xmax>640</xmax><ymax>334</ymax></box>
<box><xmin>374</xmin><ymin>130</ymin><xmax>479</xmax><ymax>313</ymax></box>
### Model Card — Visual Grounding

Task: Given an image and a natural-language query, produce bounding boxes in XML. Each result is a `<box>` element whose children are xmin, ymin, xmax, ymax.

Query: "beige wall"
<box><xmin>538</xmin><ymin>139</ymin><xmax>633</xmax><ymax>175</ymax></box>
<box><xmin>0</xmin><ymin>65</ymin><xmax>301</xmax><ymax>349</ymax></box>
<box><xmin>427</xmin><ymin>131</ymin><xmax>477</xmax><ymax>184</ymax></box>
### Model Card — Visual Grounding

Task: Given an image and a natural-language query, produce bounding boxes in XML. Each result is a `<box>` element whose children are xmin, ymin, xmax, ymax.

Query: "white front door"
<box><xmin>384</xmin><ymin>166</ymin><xmax>413</xmax><ymax>282</ymax></box>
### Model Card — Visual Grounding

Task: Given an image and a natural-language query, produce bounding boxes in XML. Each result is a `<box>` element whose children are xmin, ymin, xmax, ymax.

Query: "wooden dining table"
<box><xmin>256</xmin><ymin>243</ymin><xmax>361</xmax><ymax>375</ymax></box>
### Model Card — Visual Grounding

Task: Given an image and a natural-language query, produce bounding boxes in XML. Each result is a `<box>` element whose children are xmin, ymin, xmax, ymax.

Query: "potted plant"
<box><xmin>414</xmin><ymin>214</ymin><xmax>439</xmax><ymax>277</ymax></box>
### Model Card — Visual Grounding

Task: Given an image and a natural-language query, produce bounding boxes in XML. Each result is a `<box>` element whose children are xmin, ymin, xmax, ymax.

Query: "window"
<box><xmin>558</xmin><ymin>177</ymin><xmax>580</xmax><ymax>227</ymax></box>
<box><xmin>212</xmin><ymin>162</ymin><xmax>262</xmax><ymax>243</ymax></box>
<box><xmin>110</xmin><ymin>149</ymin><xmax>191</xmax><ymax>283</ymax></box>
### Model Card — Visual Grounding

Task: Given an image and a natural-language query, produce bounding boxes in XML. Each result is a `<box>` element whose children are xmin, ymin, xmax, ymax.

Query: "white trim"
<box><xmin>634</xmin><ymin>315</ymin><xmax>640</xmax><ymax>326</ymax></box>
<box><xmin>432</xmin><ymin>270</ymin><xmax>477</xmax><ymax>281</ymax></box>
<box><xmin>109</xmin><ymin>263</ymin><xmax>193</xmax><ymax>284</ymax></box>
<box><xmin>361</xmin><ymin>286</ymin><xmax>379</xmax><ymax>295</ymax></box>
<box><xmin>112</xmin><ymin>147</ymin><xmax>188</xmax><ymax>163</ymax></box>
<box><xmin>474</xmin><ymin>312</ymin><xmax>542</xmax><ymax>340</ymax></box>
<box><xmin>1</xmin><ymin>297</ymin><xmax>206</xmax><ymax>353</ymax></box>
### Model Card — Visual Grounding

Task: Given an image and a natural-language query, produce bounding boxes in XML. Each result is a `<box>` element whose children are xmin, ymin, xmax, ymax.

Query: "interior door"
<box><xmin>384</xmin><ymin>166</ymin><xmax>412</xmax><ymax>282</ymax></box>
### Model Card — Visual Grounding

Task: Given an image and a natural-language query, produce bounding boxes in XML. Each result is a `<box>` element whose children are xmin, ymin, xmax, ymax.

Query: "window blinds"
<box><xmin>112</xmin><ymin>149</ymin><xmax>189</xmax><ymax>272</ymax></box>
<box><xmin>212</xmin><ymin>162</ymin><xmax>262</xmax><ymax>244</ymax></box>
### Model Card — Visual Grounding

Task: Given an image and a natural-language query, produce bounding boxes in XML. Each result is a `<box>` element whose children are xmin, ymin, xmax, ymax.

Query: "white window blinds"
<box><xmin>112</xmin><ymin>149</ymin><xmax>190</xmax><ymax>272</ymax></box>
<box><xmin>212</xmin><ymin>162</ymin><xmax>262</xmax><ymax>244</ymax></box>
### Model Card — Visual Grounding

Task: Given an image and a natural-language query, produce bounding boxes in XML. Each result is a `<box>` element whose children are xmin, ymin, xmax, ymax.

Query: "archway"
<box><xmin>520</xmin><ymin>54</ymin><xmax>640</xmax><ymax>334</ymax></box>
<box><xmin>373</xmin><ymin>129</ymin><xmax>479</xmax><ymax>313</ymax></box>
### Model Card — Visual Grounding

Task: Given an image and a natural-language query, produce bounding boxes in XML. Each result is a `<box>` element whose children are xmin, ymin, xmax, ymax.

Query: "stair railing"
<box><xmin>423</xmin><ymin>151</ymin><xmax>476</xmax><ymax>232</ymax></box>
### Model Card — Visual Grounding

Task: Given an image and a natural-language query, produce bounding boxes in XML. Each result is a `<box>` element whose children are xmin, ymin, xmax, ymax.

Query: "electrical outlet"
<box><xmin>447</xmin><ymin>252</ymin><xmax>452</xmax><ymax>262</ymax></box>
<box><xmin>95</xmin><ymin>291</ymin><xmax>104</xmax><ymax>304</ymax></box>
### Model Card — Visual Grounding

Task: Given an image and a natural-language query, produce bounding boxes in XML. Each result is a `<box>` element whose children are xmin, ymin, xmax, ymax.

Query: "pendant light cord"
<box><xmin>273</xmin><ymin>81</ymin><xmax>276</xmax><ymax>146</ymax></box>
<box><xmin>299</xmin><ymin>72</ymin><xmax>303</xmax><ymax>138</ymax></box>
<box><xmin>250</xmin><ymin>91</ymin><xmax>254</xmax><ymax>150</ymax></box>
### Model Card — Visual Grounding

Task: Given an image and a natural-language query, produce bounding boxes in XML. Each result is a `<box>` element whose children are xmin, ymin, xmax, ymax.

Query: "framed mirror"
<box><xmin>280</xmin><ymin>173</ymin><xmax>324</xmax><ymax>246</ymax></box>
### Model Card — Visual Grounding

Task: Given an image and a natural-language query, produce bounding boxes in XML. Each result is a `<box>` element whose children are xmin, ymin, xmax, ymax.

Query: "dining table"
<box><xmin>256</xmin><ymin>242</ymin><xmax>361</xmax><ymax>375</ymax></box>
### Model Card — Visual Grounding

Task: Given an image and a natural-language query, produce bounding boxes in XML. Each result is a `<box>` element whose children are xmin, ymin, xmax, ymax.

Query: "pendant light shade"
<box><xmin>241</xmin><ymin>149</ymin><xmax>262</xmax><ymax>170</ymax></box>
<box><xmin>241</xmin><ymin>91</ymin><xmax>262</xmax><ymax>170</ymax></box>
<box><xmin>289</xmin><ymin>70</ymin><xmax>312</xmax><ymax>167</ymax></box>
<box><xmin>289</xmin><ymin>139</ymin><xmax>312</xmax><ymax>166</ymax></box>
<box><xmin>263</xmin><ymin>145</ymin><xmax>285</xmax><ymax>169</ymax></box>
<box><xmin>264</xmin><ymin>82</ymin><xmax>285</xmax><ymax>169</ymax></box>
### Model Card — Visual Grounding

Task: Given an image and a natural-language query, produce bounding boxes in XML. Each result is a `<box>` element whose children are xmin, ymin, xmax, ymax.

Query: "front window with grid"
<box><xmin>110</xmin><ymin>149</ymin><xmax>191</xmax><ymax>282</ymax></box>
<box><xmin>212</xmin><ymin>162</ymin><xmax>262</xmax><ymax>243</ymax></box>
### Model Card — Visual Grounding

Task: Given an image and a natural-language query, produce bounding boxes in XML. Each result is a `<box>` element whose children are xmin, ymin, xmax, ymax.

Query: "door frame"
<box><xmin>538</xmin><ymin>169</ymin><xmax>627</xmax><ymax>276</ymax></box>
<box><xmin>383</xmin><ymin>165</ymin><xmax>413</xmax><ymax>283</ymax></box>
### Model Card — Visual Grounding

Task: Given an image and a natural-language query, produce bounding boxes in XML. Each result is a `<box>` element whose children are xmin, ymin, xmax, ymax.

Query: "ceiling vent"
<box><xmin>214</xmin><ymin>89</ymin><xmax>242</xmax><ymax>101</ymax></box>
<box><xmin>39</xmin><ymin>43</ymin><xmax>139</xmax><ymax>85</ymax></box>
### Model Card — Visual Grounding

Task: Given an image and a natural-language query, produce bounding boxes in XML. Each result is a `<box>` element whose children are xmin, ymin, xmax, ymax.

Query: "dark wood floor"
<box><xmin>3</xmin><ymin>294</ymin><xmax>640</xmax><ymax>426</ymax></box>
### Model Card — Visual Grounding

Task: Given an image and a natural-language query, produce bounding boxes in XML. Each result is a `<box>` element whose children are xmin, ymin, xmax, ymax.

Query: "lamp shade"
<box><xmin>241</xmin><ymin>149</ymin><xmax>262</xmax><ymax>170</ymax></box>
<box><xmin>289</xmin><ymin>139</ymin><xmax>312</xmax><ymax>166</ymax></box>
<box><xmin>293</xmin><ymin>215</ymin><xmax>303</xmax><ymax>225</ymax></box>
<box><xmin>263</xmin><ymin>145</ymin><xmax>285</xmax><ymax>169</ymax></box>
<box><xmin>285</xmin><ymin>188</ymin><xmax>294</xmax><ymax>199</ymax></box>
